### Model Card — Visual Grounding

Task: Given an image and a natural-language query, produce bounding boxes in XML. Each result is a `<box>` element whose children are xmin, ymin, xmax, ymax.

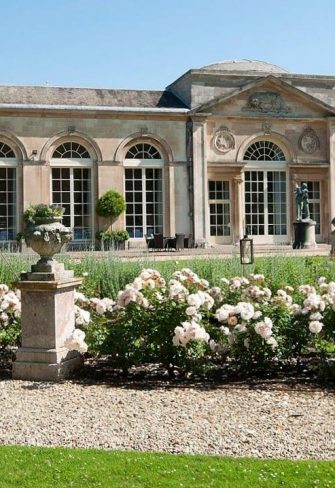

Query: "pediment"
<box><xmin>193</xmin><ymin>76</ymin><xmax>335</xmax><ymax>118</ymax></box>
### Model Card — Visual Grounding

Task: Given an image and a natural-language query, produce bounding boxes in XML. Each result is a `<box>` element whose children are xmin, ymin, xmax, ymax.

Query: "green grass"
<box><xmin>0</xmin><ymin>446</ymin><xmax>334</xmax><ymax>488</ymax></box>
<box><xmin>1</xmin><ymin>252</ymin><xmax>335</xmax><ymax>298</ymax></box>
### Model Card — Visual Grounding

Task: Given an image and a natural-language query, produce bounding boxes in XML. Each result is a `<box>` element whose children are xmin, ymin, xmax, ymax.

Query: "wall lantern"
<box><xmin>240</xmin><ymin>234</ymin><xmax>254</xmax><ymax>265</ymax></box>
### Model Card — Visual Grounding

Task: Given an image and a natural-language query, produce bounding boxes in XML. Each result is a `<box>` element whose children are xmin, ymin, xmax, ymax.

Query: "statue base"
<box><xmin>293</xmin><ymin>220</ymin><xmax>317</xmax><ymax>249</ymax></box>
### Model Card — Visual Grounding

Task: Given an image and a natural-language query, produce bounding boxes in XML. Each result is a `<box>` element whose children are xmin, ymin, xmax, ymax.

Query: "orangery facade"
<box><xmin>0</xmin><ymin>59</ymin><xmax>335</xmax><ymax>248</ymax></box>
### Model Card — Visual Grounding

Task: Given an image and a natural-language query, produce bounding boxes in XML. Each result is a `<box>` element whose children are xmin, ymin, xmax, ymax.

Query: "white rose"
<box><xmin>186</xmin><ymin>306</ymin><xmax>197</xmax><ymax>316</ymax></box>
<box><xmin>309</xmin><ymin>320</ymin><xmax>323</xmax><ymax>334</ymax></box>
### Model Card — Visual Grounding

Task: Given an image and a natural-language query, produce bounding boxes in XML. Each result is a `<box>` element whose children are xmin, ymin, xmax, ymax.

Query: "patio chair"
<box><xmin>175</xmin><ymin>233</ymin><xmax>185</xmax><ymax>251</ymax></box>
<box><xmin>184</xmin><ymin>234</ymin><xmax>193</xmax><ymax>248</ymax></box>
<box><xmin>153</xmin><ymin>233</ymin><xmax>165</xmax><ymax>251</ymax></box>
<box><xmin>145</xmin><ymin>234</ymin><xmax>154</xmax><ymax>250</ymax></box>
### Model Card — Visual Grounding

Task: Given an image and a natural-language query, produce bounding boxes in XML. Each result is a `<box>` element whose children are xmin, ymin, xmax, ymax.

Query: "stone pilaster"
<box><xmin>233</xmin><ymin>175</ymin><xmax>244</xmax><ymax>243</ymax></box>
<box><xmin>328</xmin><ymin>120</ymin><xmax>335</xmax><ymax>227</ymax></box>
<box><xmin>192</xmin><ymin>117</ymin><xmax>208</xmax><ymax>246</ymax></box>
<box><xmin>166</xmin><ymin>163</ymin><xmax>176</xmax><ymax>237</ymax></box>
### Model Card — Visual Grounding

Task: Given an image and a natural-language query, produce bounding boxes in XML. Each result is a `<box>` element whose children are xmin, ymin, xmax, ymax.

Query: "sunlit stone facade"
<box><xmin>0</xmin><ymin>59</ymin><xmax>335</xmax><ymax>248</ymax></box>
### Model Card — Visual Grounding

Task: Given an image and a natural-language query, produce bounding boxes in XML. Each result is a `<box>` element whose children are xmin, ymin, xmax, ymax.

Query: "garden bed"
<box><xmin>2</xmin><ymin>255</ymin><xmax>335</xmax><ymax>382</ymax></box>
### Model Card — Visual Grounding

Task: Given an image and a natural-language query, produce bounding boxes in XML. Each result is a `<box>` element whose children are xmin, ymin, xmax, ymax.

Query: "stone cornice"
<box><xmin>207</xmin><ymin>161</ymin><xmax>246</xmax><ymax>167</ymax></box>
<box><xmin>288</xmin><ymin>161</ymin><xmax>329</xmax><ymax>167</ymax></box>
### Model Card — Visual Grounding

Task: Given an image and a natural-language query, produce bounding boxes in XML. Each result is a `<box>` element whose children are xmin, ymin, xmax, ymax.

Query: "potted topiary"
<box><xmin>23</xmin><ymin>204</ymin><xmax>72</xmax><ymax>263</ymax></box>
<box><xmin>96</xmin><ymin>190</ymin><xmax>126</xmax><ymax>250</ymax></box>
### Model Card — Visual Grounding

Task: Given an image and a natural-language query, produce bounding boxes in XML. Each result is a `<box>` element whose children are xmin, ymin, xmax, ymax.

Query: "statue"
<box><xmin>295</xmin><ymin>182</ymin><xmax>310</xmax><ymax>221</ymax></box>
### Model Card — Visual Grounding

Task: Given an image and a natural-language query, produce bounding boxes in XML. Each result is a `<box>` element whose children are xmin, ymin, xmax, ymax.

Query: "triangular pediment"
<box><xmin>192</xmin><ymin>76</ymin><xmax>335</xmax><ymax>118</ymax></box>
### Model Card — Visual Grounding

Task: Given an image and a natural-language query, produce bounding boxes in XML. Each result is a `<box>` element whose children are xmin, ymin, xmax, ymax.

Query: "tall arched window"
<box><xmin>124</xmin><ymin>143</ymin><xmax>163</xmax><ymax>238</ymax></box>
<box><xmin>243</xmin><ymin>140</ymin><xmax>287</xmax><ymax>242</ymax></box>
<box><xmin>51</xmin><ymin>142</ymin><xmax>92</xmax><ymax>240</ymax></box>
<box><xmin>0</xmin><ymin>143</ymin><xmax>17</xmax><ymax>241</ymax></box>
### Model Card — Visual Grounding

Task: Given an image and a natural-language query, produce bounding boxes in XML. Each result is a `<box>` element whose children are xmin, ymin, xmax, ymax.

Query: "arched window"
<box><xmin>243</xmin><ymin>140</ymin><xmax>287</xmax><ymax>241</ymax></box>
<box><xmin>0</xmin><ymin>143</ymin><xmax>15</xmax><ymax>158</ymax></box>
<box><xmin>124</xmin><ymin>143</ymin><xmax>163</xmax><ymax>238</ymax></box>
<box><xmin>52</xmin><ymin>142</ymin><xmax>90</xmax><ymax>159</ymax></box>
<box><xmin>244</xmin><ymin>141</ymin><xmax>285</xmax><ymax>161</ymax></box>
<box><xmin>0</xmin><ymin>142</ymin><xmax>17</xmax><ymax>241</ymax></box>
<box><xmin>126</xmin><ymin>143</ymin><xmax>161</xmax><ymax>159</ymax></box>
<box><xmin>51</xmin><ymin>141</ymin><xmax>92</xmax><ymax>241</ymax></box>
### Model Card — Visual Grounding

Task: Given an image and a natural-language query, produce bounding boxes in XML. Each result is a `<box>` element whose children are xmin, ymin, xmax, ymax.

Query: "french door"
<box><xmin>208</xmin><ymin>180</ymin><xmax>231</xmax><ymax>244</ymax></box>
<box><xmin>51</xmin><ymin>167</ymin><xmax>92</xmax><ymax>240</ymax></box>
<box><xmin>244</xmin><ymin>170</ymin><xmax>287</xmax><ymax>243</ymax></box>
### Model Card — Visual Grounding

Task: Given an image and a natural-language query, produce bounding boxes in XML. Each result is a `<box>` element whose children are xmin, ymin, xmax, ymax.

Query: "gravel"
<box><xmin>0</xmin><ymin>379</ymin><xmax>334</xmax><ymax>459</ymax></box>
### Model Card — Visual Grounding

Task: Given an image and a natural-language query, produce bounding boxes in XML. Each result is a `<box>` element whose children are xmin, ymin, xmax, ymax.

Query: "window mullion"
<box><xmin>264</xmin><ymin>172</ymin><xmax>269</xmax><ymax>237</ymax></box>
<box><xmin>142</xmin><ymin>169</ymin><xmax>146</xmax><ymax>236</ymax></box>
<box><xmin>70</xmin><ymin>168</ymin><xmax>75</xmax><ymax>232</ymax></box>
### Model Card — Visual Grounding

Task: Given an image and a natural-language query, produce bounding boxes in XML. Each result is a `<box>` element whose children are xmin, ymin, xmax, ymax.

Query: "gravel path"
<box><xmin>0</xmin><ymin>379</ymin><xmax>334</xmax><ymax>459</ymax></box>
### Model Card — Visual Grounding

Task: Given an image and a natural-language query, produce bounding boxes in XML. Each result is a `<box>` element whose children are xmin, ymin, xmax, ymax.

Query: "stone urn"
<box><xmin>14</xmin><ymin>208</ymin><xmax>83</xmax><ymax>381</ymax></box>
<box><xmin>23</xmin><ymin>208</ymin><xmax>73</xmax><ymax>280</ymax></box>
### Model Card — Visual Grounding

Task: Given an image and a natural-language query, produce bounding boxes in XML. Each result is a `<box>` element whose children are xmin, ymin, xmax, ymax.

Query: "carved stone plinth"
<box><xmin>12</xmin><ymin>277</ymin><xmax>83</xmax><ymax>381</ymax></box>
<box><xmin>21</xmin><ymin>259</ymin><xmax>74</xmax><ymax>282</ymax></box>
<box><xmin>293</xmin><ymin>220</ymin><xmax>317</xmax><ymax>249</ymax></box>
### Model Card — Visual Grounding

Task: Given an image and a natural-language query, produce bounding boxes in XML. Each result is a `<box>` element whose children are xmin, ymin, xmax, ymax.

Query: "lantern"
<box><xmin>240</xmin><ymin>234</ymin><xmax>254</xmax><ymax>265</ymax></box>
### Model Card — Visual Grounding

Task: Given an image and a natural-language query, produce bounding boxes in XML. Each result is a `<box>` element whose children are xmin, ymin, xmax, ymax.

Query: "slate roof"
<box><xmin>0</xmin><ymin>85</ymin><xmax>188</xmax><ymax>109</ymax></box>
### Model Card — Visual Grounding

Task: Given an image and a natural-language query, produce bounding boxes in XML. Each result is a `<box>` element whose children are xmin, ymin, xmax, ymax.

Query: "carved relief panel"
<box><xmin>213</xmin><ymin>126</ymin><xmax>235</xmax><ymax>154</ymax></box>
<box><xmin>244</xmin><ymin>91</ymin><xmax>290</xmax><ymax>114</ymax></box>
<box><xmin>299</xmin><ymin>127</ymin><xmax>320</xmax><ymax>154</ymax></box>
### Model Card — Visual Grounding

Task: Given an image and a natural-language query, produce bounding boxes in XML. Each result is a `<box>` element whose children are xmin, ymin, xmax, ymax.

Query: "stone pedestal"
<box><xmin>293</xmin><ymin>220</ymin><xmax>317</xmax><ymax>249</ymax></box>
<box><xmin>12</xmin><ymin>270</ymin><xmax>83</xmax><ymax>381</ymax></box>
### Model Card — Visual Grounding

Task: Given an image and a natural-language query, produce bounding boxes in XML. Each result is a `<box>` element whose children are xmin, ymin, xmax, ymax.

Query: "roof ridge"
<box><xmin>0</xmin><ymin>83</ymin><xmax>167</xmax><ymax>93</ymax></box>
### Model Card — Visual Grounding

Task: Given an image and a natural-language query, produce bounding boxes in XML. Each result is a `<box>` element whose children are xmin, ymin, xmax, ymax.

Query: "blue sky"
<box><xmin>2</xmin><ymin>0</ymin><xmax>335</xmax><ymax>89</ymax></box>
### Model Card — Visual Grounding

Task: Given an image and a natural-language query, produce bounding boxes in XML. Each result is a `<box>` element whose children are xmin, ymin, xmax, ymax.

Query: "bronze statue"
<box><xmin>295</xmin><ymin>182</ymin><xmax>310</xmax><ymax>221</ymax></box>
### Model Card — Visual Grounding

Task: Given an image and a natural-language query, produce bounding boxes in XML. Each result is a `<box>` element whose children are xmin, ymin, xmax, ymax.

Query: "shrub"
<box><xmin>2</xmin><ymin>258</ymin><xmax>335</xmax><ymax>379</ymax></box>
<box><xmin>23</xmin><ymin>204</ymin><xmax>64</xmax><ymax>223</ymax></box>
<box><xmin>76</xmin><ymin>268</ymin><xmax>335</xmax><ymax>375</ymax></box>
<box><xmin>0</xmin><ymin>285</ymin><xmax>21</xmax><ymax>361</ymax></box>
<box><xmin>96</xmin><ymin>191</ymin><xmax>126</xmax><ymax>221</ymax></box>
<box><xmin>95</xmin><ymin>230</ymin><xmax>129</xmax><ymax>242</ymax></box>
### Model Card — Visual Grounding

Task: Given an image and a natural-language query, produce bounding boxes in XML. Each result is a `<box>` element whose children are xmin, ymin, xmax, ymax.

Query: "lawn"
<box><xmin>0</xmin><ymin>446</ymin><xmax>334</xmax><ymax>488</ymax></box>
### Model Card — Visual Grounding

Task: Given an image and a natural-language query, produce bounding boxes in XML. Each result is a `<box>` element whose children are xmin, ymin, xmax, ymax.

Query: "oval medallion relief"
<box><xmin>213</xmin><ymin>127</ymin><xmax>235</xmax><ymax>153</ymax></box>
<box><xmin>299</xmin><ymin>128</ymin><xmax>320</xmax><ymax>154</ymax></box>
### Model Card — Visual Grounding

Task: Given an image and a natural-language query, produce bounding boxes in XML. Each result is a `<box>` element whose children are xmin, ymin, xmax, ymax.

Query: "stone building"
<box><xmin>0</xmin><ymin>59</ymin><xmax>335</xmax><ymax>248</ymax></box>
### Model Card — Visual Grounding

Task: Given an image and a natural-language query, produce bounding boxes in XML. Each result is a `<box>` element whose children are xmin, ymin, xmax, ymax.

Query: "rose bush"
<box><xmin>73</xmin><ymin>268</ymin><xmax>335</xmax><ymax>374</ymax></box>
<box><xmin>0</xmin><ymin>286</ymin><xmax>89</xmax><ymax>359</ymax></box>
<box><xmin>1</xmin><ymin>267</ymin><xmax>335</xmax><ymax>375</ymax></box>
<box><xmin>0</xmin><ymin>284</ymin><xmax>21</xmax><ymax>359</ymax></box>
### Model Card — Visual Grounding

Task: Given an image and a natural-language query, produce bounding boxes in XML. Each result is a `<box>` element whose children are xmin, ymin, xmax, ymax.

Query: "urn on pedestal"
<box><xmin>23</xmin><ymin>204</ymin><xmax>73</xmax><ymax>278</ymax></box>
<box><xmin>12</xmin><ymin>204</ymin><xmax>85</xmax><ymax>381</ymax></box>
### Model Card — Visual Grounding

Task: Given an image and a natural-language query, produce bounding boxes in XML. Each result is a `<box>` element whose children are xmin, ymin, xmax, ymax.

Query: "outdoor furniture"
<box><xmin>164</xmin><ymin>236</ymin><xmax>176</xmax><ymax>251</ymax></box>
<box><xmin>153</xmin><ymin>233</ymin><xmax>165</xmax><ymax>251</ymax></box>
<box><xmin>145</xmin><ymin>234</ymin><xmax>154</xmax><ymax>250</ymax></box>
<box><xmin>175</xmin><ymin>233</ymin><xmax>185</xmax><ymax>251</ymax></box>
